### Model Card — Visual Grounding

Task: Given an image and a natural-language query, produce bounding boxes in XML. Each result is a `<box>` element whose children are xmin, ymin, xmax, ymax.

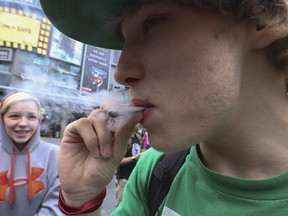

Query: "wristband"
<box><xmin>58</xmin><ymin>189</ymin><xmax>106</xmax><ymax>215</ymax></box>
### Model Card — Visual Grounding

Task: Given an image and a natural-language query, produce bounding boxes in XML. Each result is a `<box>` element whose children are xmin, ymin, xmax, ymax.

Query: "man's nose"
<box><xmin>114</xmin><ymin>46</ymin><xmax>144</xmax><ymax>87</ymax></box>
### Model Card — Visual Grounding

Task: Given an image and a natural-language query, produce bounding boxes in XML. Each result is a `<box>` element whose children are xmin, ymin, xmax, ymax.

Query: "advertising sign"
<box><xmin>0</xmin><ymin>12</ymin><xmax>41</xmax><ymax>47</ymax></box>
<box><xmin>112</xmin><ymin>50</ymin><xmax>121</xmax><ymax>65</ymax></box>
<box><xmin>49</xmin><ymin>27</ymin><xmax>84</xmax><ymax>66</ymax></box>
<box><xmin>0</xmin><ymin>0</ymin><xmax>38</xmax><ymax>7</ymax></box>
<box><xmin>81</xmin><ymin>46</ymin><xmax>111</xmax><ymax>94</ymax></box>
<box><xmin>0</xmin><ymin>48</ymin><xmax>13</xmax><ymax>61</ymax></box>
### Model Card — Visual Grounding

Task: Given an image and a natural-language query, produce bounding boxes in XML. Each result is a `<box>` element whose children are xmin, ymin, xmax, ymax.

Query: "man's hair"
<box><xmin>181</xmin><ymin>1</ymin><xmax>288</xmax><ymax>75</ymax></box>
<box><xmin>116</xmin><ymin>0</ymin><xmax>288</xmax><ymax>83</ymax></box>
<box><xmin>174</xmin><ymin>0</ymin><xmax>288</xmax><ymax>72</ymax></box>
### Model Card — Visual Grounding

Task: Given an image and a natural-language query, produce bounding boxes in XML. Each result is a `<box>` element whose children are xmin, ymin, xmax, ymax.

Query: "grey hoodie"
<box><xmin>0</xmin><ymin>114</ymin><xmax>62</xmax><ymax>215</ymax></box>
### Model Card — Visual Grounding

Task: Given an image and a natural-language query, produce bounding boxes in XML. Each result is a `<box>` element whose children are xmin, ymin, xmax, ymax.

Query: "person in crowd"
<box><xmin>0</xmin><ymin>91</ymin><xmax>62</xmax><ymax>215</ymax></box>
<box><xmin>142</xmin><ymin>130</ymin><xmax>150</xmax><ymax>150</ymax></box>
<box><xmin>115</xmin><ymin>123</ymin><xmax>147</xmax><ymax>206</ymax></box>
<box><xmin>40</xmin><ymin>0</ymin><xmax>288</xmax><ymax>215</ymax></box>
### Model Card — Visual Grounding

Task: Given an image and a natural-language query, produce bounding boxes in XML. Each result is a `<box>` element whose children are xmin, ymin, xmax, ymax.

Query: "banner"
<box><xmin>0</xmin><ymin>12</ymin><xmax>41</xmax><ymax>47</ymax></box>
<box><xmin>49</xmin><ymin>27</ymin><xmax>83</xmax><ymax>66</ymax></box>
<box><xmin>81</xmin><ymin>46</ymin><xmax>111</xmax><ymax>94</ymax></box>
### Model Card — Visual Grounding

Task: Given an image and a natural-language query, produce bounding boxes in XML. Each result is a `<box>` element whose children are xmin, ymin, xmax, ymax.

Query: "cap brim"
<box><xmin>40</xmin><ymin>0</ymin><xmax>125</xmax><ymax>50</ymax></box>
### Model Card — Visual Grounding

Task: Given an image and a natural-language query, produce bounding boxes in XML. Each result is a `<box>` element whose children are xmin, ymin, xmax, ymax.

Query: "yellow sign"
<box><xmin>40</xmin><ymin>108</ymin><xmax>46</xmax><ymax>115</ymax></box>
<box><xmin>0</xmin><ymin>12</ymin><xmax>41</xmax><ymax>47</ymax></box>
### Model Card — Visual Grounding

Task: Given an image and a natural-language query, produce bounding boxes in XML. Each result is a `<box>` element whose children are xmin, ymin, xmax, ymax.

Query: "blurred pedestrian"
<box><xmin>115</xmin><ymin>123</ymin><xmax>147</xmax><ymax>206</ymax></box>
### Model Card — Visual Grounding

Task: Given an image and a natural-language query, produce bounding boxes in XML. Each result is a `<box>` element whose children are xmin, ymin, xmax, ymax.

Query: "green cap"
<box><xmin>40</xmin><ymin>0</ymin><xmax>135</xmax><ymax>49</ymax></box>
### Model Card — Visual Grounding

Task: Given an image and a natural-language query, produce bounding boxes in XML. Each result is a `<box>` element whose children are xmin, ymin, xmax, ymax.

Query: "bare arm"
<box><xmin>119</xmin><ymin>150</ymin><xmax>146</xmax><ymax>165</ymax></box>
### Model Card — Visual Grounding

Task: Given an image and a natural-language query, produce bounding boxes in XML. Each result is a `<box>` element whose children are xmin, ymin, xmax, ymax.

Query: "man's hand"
<box><xmin>58</xmin><ymin>109</ymin><xmax>142</xmax><ymax>207</ymax></box>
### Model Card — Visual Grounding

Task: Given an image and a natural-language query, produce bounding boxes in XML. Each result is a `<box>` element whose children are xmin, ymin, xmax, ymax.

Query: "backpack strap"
<box><xmin>148</xmin><ymin>148</ymin><xmax>191</xmax><ymax>215</ymax></box>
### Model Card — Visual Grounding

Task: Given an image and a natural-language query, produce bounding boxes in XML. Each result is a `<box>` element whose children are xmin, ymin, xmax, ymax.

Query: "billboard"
<box><xmin>0</xmin><ymin>11</ymin><xmax>41</xmax><ymax>47</ymax></box>
<box><xmin>49</xmin><ymin>26</ymin><xmax>84</xmax><ymax>66</ymax></box>
<box><xmin>0</xmin><ymin>5</ymin><xmax>50</xmax><ymax>55</ymax></box>
<box><xmin>81</xmin><ymin>46</ymin><xmax>111</xmax><ymax>94</ymax></box>
<box><xmin>0</xmin><ymin>0</ymin><xmax>40</xmax><ymax>8</ymax></box>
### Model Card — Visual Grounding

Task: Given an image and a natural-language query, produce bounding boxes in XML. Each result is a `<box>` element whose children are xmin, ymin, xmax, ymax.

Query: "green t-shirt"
<box><xmin>112</xmin><ymin>146</ymin><xmax>288</xmax><ymax>215</ymax></box>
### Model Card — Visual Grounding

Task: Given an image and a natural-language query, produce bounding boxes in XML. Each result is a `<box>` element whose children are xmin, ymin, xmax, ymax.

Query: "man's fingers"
<box><xmin>89</xmin><ymin>110</ymin><xmax>114</xmax><ymax>158</ymax></box>
<box><xmin>112</xmin><ymin>112</ymin><xmax>143</xmax><ymax>161</ymax></box>
<box><xmin>65</xmin><ymin>108</ymin><xmax>143</xmax><ymax>162</ymax></box>
<box><xmin>65</xmin><ymin>117</ymin><xmax>103</xmax><ymax>158</ymax></box>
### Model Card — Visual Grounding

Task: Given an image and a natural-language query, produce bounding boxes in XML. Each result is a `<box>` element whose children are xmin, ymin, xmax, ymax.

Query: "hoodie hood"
<box><xmin>0</xmin><ymin>92</ymin><xmax>44</xmax><ymax>205</ymax></box>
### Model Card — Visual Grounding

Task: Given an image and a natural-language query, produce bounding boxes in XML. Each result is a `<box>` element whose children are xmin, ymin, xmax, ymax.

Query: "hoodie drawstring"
<box><xmin>9</xmin><ymin>148</ymin><xmax>14</xmax><ymax>204</ymax></box>
<box><xmin>9</xmin><ymin>147</ymin><xmax>32</xmax><ymax>204</ymax></box>
<box><xmin>26</xmin><ymin>147</ymin><xmax>32</xmax><ymax>201</ymax></box>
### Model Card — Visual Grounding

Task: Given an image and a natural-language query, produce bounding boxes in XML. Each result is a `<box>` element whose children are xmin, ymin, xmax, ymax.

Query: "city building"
<box><xmin>0</xmin><ymin>0</ymin><xmax>127</xmax><ymax>137</ymax></box>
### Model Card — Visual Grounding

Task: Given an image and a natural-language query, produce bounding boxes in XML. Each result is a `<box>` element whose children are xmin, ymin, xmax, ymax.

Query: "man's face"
<box><xmin>3</xmin><ymin>101</ymin><xmax>39</xmax><ymax>145</ymax></box>
<box><xmin>115</xmin><ymin>3</ymin><xmax>249</xmax><ymax>152</ymax></box>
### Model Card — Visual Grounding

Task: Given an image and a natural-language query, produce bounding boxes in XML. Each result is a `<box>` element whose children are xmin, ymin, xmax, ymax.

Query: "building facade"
<box><xmin>0</xmin><ymin>0</ymin><xmax>127</xmax><ymax>137</ymax></box>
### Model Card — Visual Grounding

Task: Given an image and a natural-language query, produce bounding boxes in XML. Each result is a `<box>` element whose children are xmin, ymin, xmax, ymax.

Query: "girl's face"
<box><xmin>3</xmin><ymin>101</ymin><xmax>39</xmax><ymax>145</ymax></box>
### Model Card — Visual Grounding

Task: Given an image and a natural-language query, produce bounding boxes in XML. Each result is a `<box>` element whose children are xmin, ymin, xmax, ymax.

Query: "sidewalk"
<box><xmin>42</xmin><ymin>137</ymin><xmax>116</xmax><ymax>215</ymax></box>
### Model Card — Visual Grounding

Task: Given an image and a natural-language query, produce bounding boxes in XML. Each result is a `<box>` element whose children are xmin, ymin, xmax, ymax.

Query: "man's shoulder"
<box><xmin>139</xmin><ymin>148</ymin><xmax>164</xmax><ymax>162</ymax></box>
<box><xmin>135</xmin><ymin>148</ymin><xmax>165</xmax><ymax>174</ymax></box>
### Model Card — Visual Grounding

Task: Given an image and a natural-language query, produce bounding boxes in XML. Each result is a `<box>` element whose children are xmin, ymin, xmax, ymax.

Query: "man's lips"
<box><xmin>105</xmin><ymin>98</ymin><xmax>155</xmax><ymax>118</ymax></box>
<box><xmin>131</xmin><ymin>98</ymin><xmax>154</xmax><ymax>108</ymax></box>
<box><xmin>130</xmin><ymin>99</ymin><xmax>155</xmax><ymax>122</ymax></box>
<box><xmin>108</xmin><ymin>107</ymin><xmax>145</xmax><ymax>118</ymax></box>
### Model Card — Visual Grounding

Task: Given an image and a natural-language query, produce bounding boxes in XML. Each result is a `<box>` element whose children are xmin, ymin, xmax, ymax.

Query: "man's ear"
<box><xmin>252</xmin><ymin>24</ymin><xmax>281</xmax><ymax>49</ymax></box>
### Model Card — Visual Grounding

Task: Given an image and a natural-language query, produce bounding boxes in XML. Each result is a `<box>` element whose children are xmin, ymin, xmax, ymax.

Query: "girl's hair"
<box><xmin>0</xmin><ymin>91</ymin><xmax>41</xmax><ymax>116</ymax></box>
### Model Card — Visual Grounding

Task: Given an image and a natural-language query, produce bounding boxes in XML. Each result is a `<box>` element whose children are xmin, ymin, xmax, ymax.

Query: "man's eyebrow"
<box><xmin>115</xmin><ymin>21</ymin><xmax>125</xmax><ymax>43</ymax></box>
<box><xmin>108</xmin><ymin>4</ymin><xmax>145</xmax><ymax>43</ymax></box>
<box><xmin>110</xmin><ymin>18</ymin><xmax>126</xmax><ymax>43</ymax></box>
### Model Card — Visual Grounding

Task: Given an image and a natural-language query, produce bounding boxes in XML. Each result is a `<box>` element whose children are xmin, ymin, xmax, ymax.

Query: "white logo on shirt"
<box><xmin>162</xmin><ymin>206</ymin><xmax>181</xmax><ymax>216</ymax></box>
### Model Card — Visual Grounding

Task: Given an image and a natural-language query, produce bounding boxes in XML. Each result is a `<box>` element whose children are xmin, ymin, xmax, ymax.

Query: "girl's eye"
<box><xmin>143</xmin><ymin>16</ymin><xmax>165</xmax><ymax>34</ymax></box>
<box><xmin>9</xmin><ymin>114</ymin><xmax>20</xmax><ymax>119</ymax></box>
<box><xmin>28</xmin><ymin>115</ymin><xmax>38</xmax><ymax>120</ymax></box>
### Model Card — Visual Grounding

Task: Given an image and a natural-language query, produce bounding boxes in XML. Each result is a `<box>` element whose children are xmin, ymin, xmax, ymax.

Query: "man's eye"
<box><xmin>143</xmin><ymin>16</ymin><xmax>164</xmax><ymax>34</ymax></box>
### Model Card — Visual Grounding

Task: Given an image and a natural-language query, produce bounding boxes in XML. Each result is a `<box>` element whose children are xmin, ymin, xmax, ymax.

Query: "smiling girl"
<box><xmin>0</xmin><ymin>91</ymin><xmax>62</xmax><ymax>215</ymax></box>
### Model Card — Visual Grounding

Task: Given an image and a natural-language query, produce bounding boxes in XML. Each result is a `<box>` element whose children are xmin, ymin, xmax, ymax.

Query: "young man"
<box><xmin>40</xmin><ymin>0</ymin><xmax>288</xmax><ymax>215</ymax></box>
